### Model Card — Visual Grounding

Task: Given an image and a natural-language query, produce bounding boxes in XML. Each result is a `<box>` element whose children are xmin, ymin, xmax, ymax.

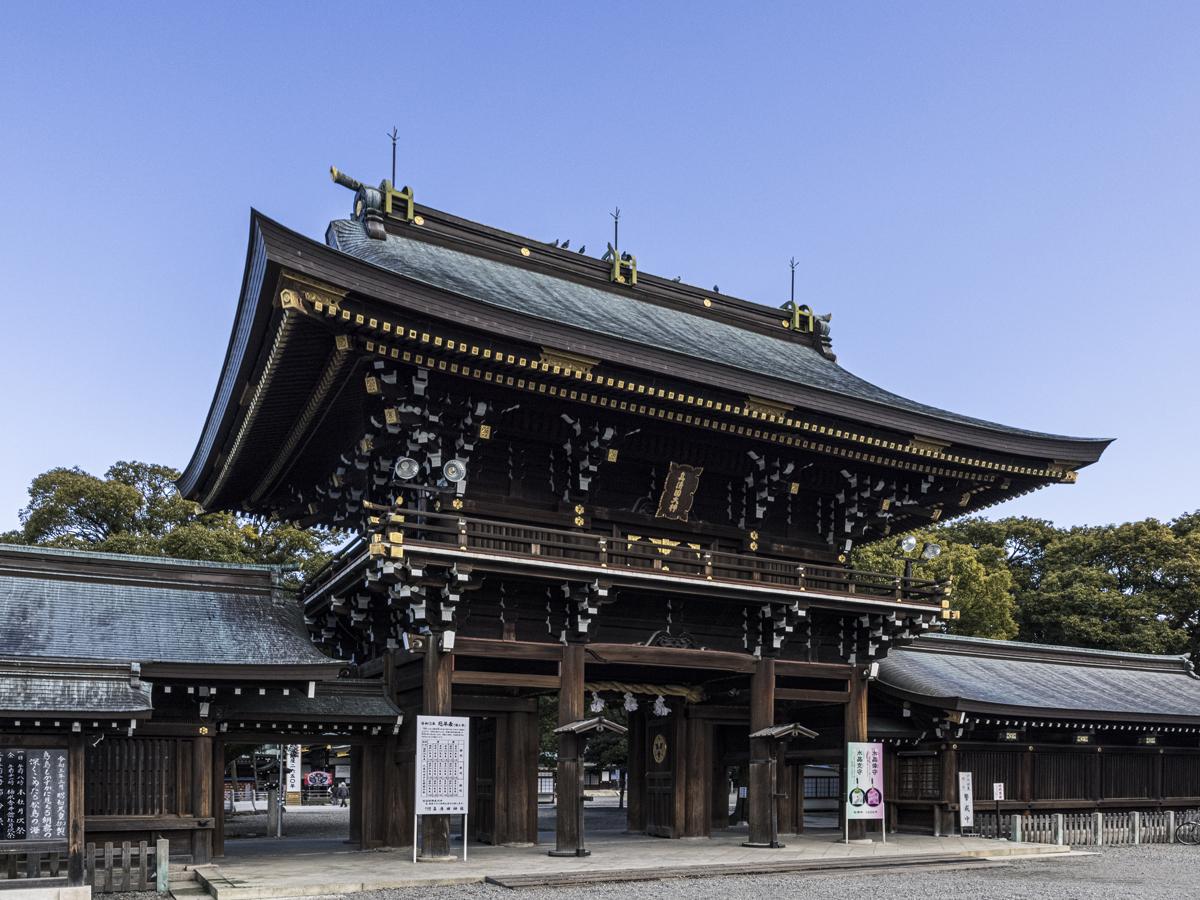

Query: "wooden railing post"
<box><xmin>598</xmin><ymin>538</ymin><xmax>608</xmax><ymax>568</ymax></box>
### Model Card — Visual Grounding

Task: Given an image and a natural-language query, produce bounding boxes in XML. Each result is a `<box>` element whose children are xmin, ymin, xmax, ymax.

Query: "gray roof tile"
<box><xmin>879</xmin><ymin>633</ymin><xmax>1200</xmax><ymax>721</ymax></box>
<box><xmin>327</xmin><ymin>219</ymin><xmax>1091</xmax><ymax>442</ymax></box>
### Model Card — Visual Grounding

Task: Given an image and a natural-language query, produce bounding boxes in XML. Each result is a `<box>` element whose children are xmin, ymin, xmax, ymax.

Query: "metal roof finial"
<box><xmin>387</xmin><ymin>127</ymin><xmax>399</xmax><ymax>186</ymax></box>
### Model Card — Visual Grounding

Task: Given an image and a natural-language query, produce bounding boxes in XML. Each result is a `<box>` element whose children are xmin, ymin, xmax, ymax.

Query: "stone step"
<box><xmin>485</xmin><ymin>852</ymin><xmax>999</xmax><ymax>889</ymax></box>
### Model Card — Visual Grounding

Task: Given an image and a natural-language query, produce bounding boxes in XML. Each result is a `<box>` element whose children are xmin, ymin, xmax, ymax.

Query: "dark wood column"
<box><xmin>348</xmin><ymin>744</ymin><xmax>363</xmax><ymax>845</ymax></box>
<box><xmin>211</xmin><ymin>737</ymin><xmax>226</xmax><ymax>858</ymax></box>
<box><xmin>940</xmin><ymin>743</ymin><xmax>958</xmax><ymax>836</ymax></box>
<box><xmin>498</xmin><ymin>710</ymin><xmax>539</xmax><ymax>845</ymax></box>
<box><xmin>626</xmin><ymin>707</ymin><xmax>646</xmax><ymax>833</ymax></box>
<box><xmin>844</xmin><ymin>667</ymin><xmax>868</xmax><ymax>840</ymax></box>
<box><xmin>191</xmin><ymin>733</ymin><xmax>214</xmax><ymax>864</ymax></box>
<box><xmin>551</xmin><ymin>640</ymin><xmax>586</xmax><ymax>855</ymax></box>
<box><xmin>682</xmin><ymin>712</ymin><xmax>711</xmax><ymax>837</ymax></box>
<box><xmin>746</xmin><ymin>656</ymin><xmax>776</xmax><ymax>846</ymax></box>
<box><xmin>67</xmin><ymin>732</ymin><xmax>85</xmax><ymax>887</ymax></box>
<box><xmin>710</xmin><ymin>727</ymin><xmax>729</xmax><ymax>833</ymax></box>
<box><xmin>421</xmin><ymin>637</ymin><xmax>455</xmax><ymax>858</ymax></box>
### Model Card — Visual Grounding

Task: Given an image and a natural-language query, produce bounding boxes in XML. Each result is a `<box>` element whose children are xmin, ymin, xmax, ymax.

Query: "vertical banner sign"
<box><xmin>993</xmin><ymin>782</ymin><xmax>1005</xmax><ymax>801</ymax></box>
<box><xmin>958</xmin><ymin>772</ymin><xmax>974</xmax><ymax>828</ymax></box>
<box><xmin>655</xmin><ymin>462</ymin><xmax>703</xmax><ymax>522</ymax></box>
<box><xmin>415</xmin><ymin>716</ymin><xmax>470</xmax><ymax>816</ymax></box>
<box><xmin>845</xmin><ymin>741</ymin><xmax>885</xmax><ymax>820</ymax></box>
<box><xmin>285</xmin><ymin>746</ymin><xmax>302</xmax><ymax>794</ymax></box>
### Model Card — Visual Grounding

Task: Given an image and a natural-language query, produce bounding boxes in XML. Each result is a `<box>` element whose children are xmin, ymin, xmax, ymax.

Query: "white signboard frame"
<box><xmin>414</xmin><ymin>715</ymin><xmax>470</xmax><ymax>862</ymax></box>
<box><xmin>958</xmin><ymin>772</ymin><xmax>974</xmax><ymax>829</ymax></box>
<box><xmin>993</xmin><ymin>782</ymin><xmax>1005</xmax><ymax>801</ymax></box>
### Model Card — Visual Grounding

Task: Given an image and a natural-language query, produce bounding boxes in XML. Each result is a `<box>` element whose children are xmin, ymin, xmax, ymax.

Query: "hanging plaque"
<box><xmin>655</xmin><ymin>462</ymin><xmax>703</xmax><ymax>522</ymax></box>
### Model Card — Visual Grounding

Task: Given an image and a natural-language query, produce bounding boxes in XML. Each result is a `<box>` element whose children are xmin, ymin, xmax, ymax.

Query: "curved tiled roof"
<box><xmin>328</xmin><ymin>219</ymin><xmax>1102</xmax><ymax>445</ymax></box>
<box><xmin>878</xmin><ymin>633</ymin><xmax>1200</xmax><ymax>722</ymax></box>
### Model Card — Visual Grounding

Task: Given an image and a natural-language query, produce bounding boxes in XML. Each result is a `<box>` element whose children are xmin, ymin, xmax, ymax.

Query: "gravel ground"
<box><xmin>289</xmin><ymin>845</ymin><xmax>1200</xmax><ymax>900</ymax></box>
<box><xmin>226</xmin><ymin>806</ymin><xmax>352</xmax><ymax>840</ymax></box>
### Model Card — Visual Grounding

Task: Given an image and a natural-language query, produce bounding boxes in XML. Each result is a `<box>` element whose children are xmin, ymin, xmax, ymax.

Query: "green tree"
<box><xmin>853</xmin><ymin>530</ymin><xmax>1019</xmax><ymax>640</ymax></box>
<box><xmin>8</xmin><ymin>461</ymin><xmax>338</xmax><ymax>583</ymax></box>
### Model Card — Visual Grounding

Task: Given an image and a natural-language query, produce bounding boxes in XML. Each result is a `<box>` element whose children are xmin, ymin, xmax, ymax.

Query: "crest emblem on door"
<box><xmin>652</xmin><ymin>734</ymin><xmax>668</xmax><ymax>764</ymax></box>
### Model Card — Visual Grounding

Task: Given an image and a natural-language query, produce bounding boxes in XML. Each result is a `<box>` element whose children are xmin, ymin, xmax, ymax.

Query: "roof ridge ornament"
<box><xmin>330</xmin><ymin>166</ymin><xmax>414</xmax><ymax>240</ymax></box>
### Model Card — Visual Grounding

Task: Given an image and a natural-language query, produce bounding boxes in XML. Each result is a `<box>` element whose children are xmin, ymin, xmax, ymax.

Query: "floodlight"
<box><xmin>898</xmin><ymin>535</ymin><xmax>918</xmax><ymax>554</ymax></box>
<box><xmin>393</xmin><ymin>457</ymin><xmax>420</xmax><ymax>481</ymax></box>
<box><xmin>921</xmin><ymin>542</ymin><xmax>942</xmax><ymax>560</ymax></box>
<box><xmin>442</xmin><ymin>459</ymin><xmax>468</xmax><ymax>483</ymax></box>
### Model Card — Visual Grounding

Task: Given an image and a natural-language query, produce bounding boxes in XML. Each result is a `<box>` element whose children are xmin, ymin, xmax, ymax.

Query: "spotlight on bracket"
<box><xmin>921</xmin><ymin>542</ymin><xmax>942</xmax><ymax>560</ymax></box>
<box><xmin>393</xmin><ymin>457</ymin><xmax>420</xmax><ymax>481</ymax></box>
<box><xmin>442</xmin><ymin>459</ymin><xmax>468</xmax><ymax>483</ymax></box>
<box><xmin>898</xmin><ymin>535</ymin><xmax>918</xmax><ymax>554</ymax></box>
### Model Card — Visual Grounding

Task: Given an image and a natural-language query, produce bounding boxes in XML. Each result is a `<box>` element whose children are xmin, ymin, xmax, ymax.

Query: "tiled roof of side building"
<box><xmin>877</xmin><ymin>632</ymin><xmax>1200</xmax><ymax>722</ymax></box>
<box><xmin>0</xmin><ymin>662</ymin><xmax>153</xmax><ymax>716</ymax></box>
<box><xmin>0</xmin><ymin>544</ymin><xmax>343</xmax><ymax>671</ymax></box>
<box><xmin>327</xmin><ymin>218</ymin><xmax>1106</xmax><ymax>446</ymax></box>
<box><xmin>214</xmin><ymin>679</ymin><xmax>403</xmax><ymax>724</ymax></box>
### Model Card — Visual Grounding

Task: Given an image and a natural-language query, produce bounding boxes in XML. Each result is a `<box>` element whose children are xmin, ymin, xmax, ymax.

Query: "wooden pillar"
<box><xmin>626</xmin><ymin>708</ymin><xmax>646</xmax><ymax>833</ymax></box>
<box><xmin>348</xmin><ymin>744</ymin><xmax>363</xmax><ymax>845</ymax></box>
<box><xmin>383</xmin><ymin>732</ymin><xmax>411</xmax><ymax>848</ymax></box>
<box><xmin>746</xmin><ymin>656</ymin><xmax>776</xmax><ymax>846</ymax></box>
<box><xmin>67</xmin><ymin>732</ymin><xmax>85</xmax><ymax>887</ymax></box>
<box><xmin>682</xmin><ymin>713</ymin><xmax>711</xmax><ymax>837</ymax></box>
<box><xmin>500</xmin><ymin>710</ymin><xmax>539</xmax><ymax>845</ymax></box>
<box><xmin>421</xmin><ymin>637</ymin><xmax>454</xmax><ymax>859</ymax></box>
<box><xmin>940</xmin><ymin>743</ymin><xmax>958</xmax><ymax>836</ymax></box>
<box><xmin>191</xmin><ymin>733</ymin><xmax>213</xmax><ymax>864</ymax></box>
<box><xmin>211</xmin><ymin>738</ymin><xmax>225</xmax><ymax>858</ymax></box>
<box><xmin>844</xmin><ymin>668</ymin><xmax>868</xmax><ymax>840</ymax></box>
<box><xmin>710</xmin><ymin>728</ymin><xmax>728</xmax><ymax>833</ymax></box>
<box><xmin>551</xmin><ymin>640</ymin><xmax>586</xmax><ymax>855</ymax></box>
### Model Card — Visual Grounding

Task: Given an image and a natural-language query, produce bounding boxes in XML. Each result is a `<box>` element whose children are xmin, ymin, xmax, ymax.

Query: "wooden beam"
<box><xmin>586</xmin><ymin>643</ymin><xmax>757</xmax><ymax>673</ymax></box>
<box><xmin>774</xmin><ymin>660</ymin><xmax>854</xmax><ymax>679</ymax></box>
<box><xmin>454</xmin><ymin>637</ymin><xmax>564</xmax><ymax>662</ymax></box>
<box><xmin>452</xmin><ymin>671</ymin><xmax>559</xmax><ymax>689</ymax></box>
<box><xmin>775</xmin><ymin>688</ymin><xmax>850</xmax><ymax>704</ymax></box>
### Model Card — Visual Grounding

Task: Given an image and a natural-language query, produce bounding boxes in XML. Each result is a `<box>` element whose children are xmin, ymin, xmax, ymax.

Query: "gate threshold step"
<box><xmin>485</xmin><ymin>853</ymin><xmax>995</xmax><ymax>889</ymax></box>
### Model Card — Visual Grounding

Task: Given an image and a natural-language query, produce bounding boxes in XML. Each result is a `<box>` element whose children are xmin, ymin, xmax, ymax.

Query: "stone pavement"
<box><xmin>182</xmin><ymin>830</ymin><xmax>1070</xmax><ymax>899</ymax></box>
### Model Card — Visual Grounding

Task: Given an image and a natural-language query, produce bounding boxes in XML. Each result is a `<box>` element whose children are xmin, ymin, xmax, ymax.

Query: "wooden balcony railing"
<box><xmin>366</xmin><ymin>509</ymin><xmax>945</xmax><ymax>605</ymax></box>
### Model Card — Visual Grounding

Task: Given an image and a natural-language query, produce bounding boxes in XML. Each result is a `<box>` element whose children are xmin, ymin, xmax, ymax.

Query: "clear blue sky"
<box><xmin>2</xmin><ymin>2</ymin><xmax>1197</xmax><ymax>532</ymax></box>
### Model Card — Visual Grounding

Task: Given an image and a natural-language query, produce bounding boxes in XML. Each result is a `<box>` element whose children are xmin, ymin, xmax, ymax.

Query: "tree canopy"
<box><xmin>860</xmin><ymin>513</ymin><xmax>1200</xmax><ymax>656</ymax></box>
<box><xmin>2</xmin><ymin>461</ymin><xmax>339</xmax><ymax>584</ymax></box>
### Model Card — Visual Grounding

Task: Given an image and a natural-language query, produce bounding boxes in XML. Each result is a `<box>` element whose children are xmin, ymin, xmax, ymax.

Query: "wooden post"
<box><xmin>211</xmin><ymin>738</ymin><xmax>225</xmax><ymax>858</ymax></box>
<box><xmin>551</xmin><ymin>640</ymin><xmax>586</xmax><ymax>855</ymax></box>
<box><xmin>746</xmin><ymin>656</ymin><xmax>776</xmax><ymax>847</ymax></box>
<box><xmin>191</xmin><ymin>733</ymin><xmax>213</xmax><ymax>864</ymax></box>
<box><xmin>941</xmin><ymin>743</ymin><xmax>958</xmax><ymax>837</ymax></box>
<box><xmin>500</xmin><ymin>710</ymin><xmax>539</xmax><ymax>845</ymax></box>
<box><xmin>67</xmin><ymin>732</ymin><xmax>85</xmax><ymax>887</ymax></box>
<box><xmin>710</xmin><ymin>728</ymin><xmax>728</xmax><ymax>833</ymax></box>
<box><xmin>420</xmin><ymin>636</ymin><xmax>454</xmax><ymax>859</ymax></box>
<box><xmin>844</xmin><ymin>667</ymin><xmax>868</xmax><ymax>840</ymax></box>
<box><xmin>626</xmin><ymin>707</ymin><xmax>645</xmax><ymax>833</ymax></box>
<box><xmin>348</xmin><ymin>745</ymin><xmax>363</xmax><ymax>845</ymax></box>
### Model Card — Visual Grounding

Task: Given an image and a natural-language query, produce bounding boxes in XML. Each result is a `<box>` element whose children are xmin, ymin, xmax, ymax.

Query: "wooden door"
<box><xmin>472</xmin><ymin>717</ymin><xmax>497</xmax><ymax>843</ymax></box>
<box><xmin>645</xmin><ymin>715</ymin><xmax>677</xmax><ymax>837</ymax></box>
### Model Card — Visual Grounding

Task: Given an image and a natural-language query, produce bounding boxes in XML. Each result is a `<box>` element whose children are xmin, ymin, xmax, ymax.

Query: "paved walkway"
<box><xmin>186</xmin><ymin>830</ymin><xmax>1070</xmax><ymax>899</ymax></box>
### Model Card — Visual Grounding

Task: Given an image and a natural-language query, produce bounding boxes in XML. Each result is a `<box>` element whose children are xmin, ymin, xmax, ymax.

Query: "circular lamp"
<box><xmin>921</xmin><ymin>542</ymin><xmax>942</xmax><ymax>560</ymax></box>
<box><xmin>898</xmin><ymin>535</ymin><xmax>918</xmax><ymax>554</ymax></box>
<box><xmin>442</xmin><ymin>459</ymin><xmax>468</xmax><ymax>483</ymax></box>
<box><xmin>393</xmin><ymin>457</ymin><xmax>420</xmax><ymax>481</ymax></box>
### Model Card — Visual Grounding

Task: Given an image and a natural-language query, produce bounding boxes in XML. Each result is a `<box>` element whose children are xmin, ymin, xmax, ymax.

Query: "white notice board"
<box><xmin>959</xmin><ymin>772</ymin><xmax>974</xmax><ymax>828</ymax></box>
<box><xmin>415</xmin><ymin>716</ymin><xmax>470</xmax><ymax>816</ymax></box>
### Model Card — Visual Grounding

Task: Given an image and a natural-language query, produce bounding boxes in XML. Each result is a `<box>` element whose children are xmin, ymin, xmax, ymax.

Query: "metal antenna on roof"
<box><xmin>789</xmin><ymin>256</ymin><xmax>799</xmax><ymax>304</ymax></box>
<box><xmin>387</xmin><ymin>127</ymin><xmax>399</xmax><ymax>185</ymax></box>
<box><xmin>611</xmin><ymin>207</ymin><xmax>621</xmax><ymax>254</ymax></box>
